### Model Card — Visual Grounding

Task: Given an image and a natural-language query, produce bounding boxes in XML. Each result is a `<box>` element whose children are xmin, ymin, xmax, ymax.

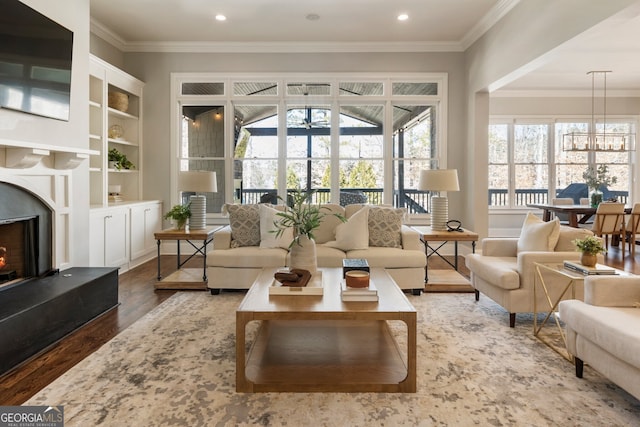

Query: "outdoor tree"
<box><xmin>348</xmin><ymin>161</ymin><xmax>377</xmax><ymax>188</ymax></box>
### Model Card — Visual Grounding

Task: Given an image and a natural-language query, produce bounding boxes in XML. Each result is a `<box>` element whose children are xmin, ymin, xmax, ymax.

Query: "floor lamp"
<box><xmin>179</xmin><ymin>171</ymin><xmax>217</xmax><ymax>230</ymax></box>
<box><xmin>419</xmin><ymin>169</ymin><xmax>459</xmax><ymax>231</ymax></box>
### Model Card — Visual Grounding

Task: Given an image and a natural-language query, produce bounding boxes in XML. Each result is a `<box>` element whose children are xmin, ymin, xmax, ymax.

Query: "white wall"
<box><xmin>0</xmin><ymin>0</ymin><xmax>91</xmax><ymax>266</ymax></box>
<box><xmin>113</xmin><ymin>51</ymin><xmax>467</xmax><ymax>228</ymax></box>
<box><xmin>464</xmin><ymin>0</ymin><xmax>639</xmax><ymax>239</ymax></box>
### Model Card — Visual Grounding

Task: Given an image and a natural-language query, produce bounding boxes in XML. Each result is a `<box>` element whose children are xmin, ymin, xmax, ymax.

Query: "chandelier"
<box><xmin>562</xmin><ymin>71</ymin><xmax>635</xmax><ymax>152</ymax></box>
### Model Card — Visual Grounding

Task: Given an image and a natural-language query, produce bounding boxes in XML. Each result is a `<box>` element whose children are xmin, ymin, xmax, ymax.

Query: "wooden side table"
<box><xmin>411</xmin><ymin>225</ymin><xmax>478</xmax><ymax>293</ymax></box>
<box><xmin>154</xmin><ymin>226</ymin><xmax>221</xmax><ymax>290</ymax></box>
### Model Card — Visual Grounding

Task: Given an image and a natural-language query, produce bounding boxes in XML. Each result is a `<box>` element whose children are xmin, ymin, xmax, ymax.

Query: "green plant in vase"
<box><xmin>108</xmin><ymin>148</ymin><xmax>135</xmax><ymax>171</ymax></box>
<box><xmin>164</xmin><ymin>203</ymin><xmax>191</xmax><ymax>230</ymax></box>
<box><xmin>582</xmin><ymin>164</ymin><xmax>617</xmax><ymax>207</ymax></box>
<box><xmin>573</xmin><ymin>235</ymin><xmax>606</xmax><ymax>267</ymax></box>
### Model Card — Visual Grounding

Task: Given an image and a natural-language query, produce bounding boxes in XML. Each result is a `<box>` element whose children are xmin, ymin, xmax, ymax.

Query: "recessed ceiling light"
<box><xmin>306</xmin><ymin>13</ymin><xmax>320</xmax><ymax>21</ymax></box>
<box><xmin>397</xmin><ymin>14</ymin><xmax>409</xmax><ymax>21</ymax></box>
<box><xmin>215</xmin><ymin>14</ymin><xmax>227</xmax><ymax>21</ymax></box>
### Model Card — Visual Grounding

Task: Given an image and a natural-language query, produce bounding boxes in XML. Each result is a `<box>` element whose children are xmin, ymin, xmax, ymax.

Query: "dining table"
<box><xmin>526</xmin><ymin>203</ymin><xmax>631</xmax><ymax>228</ymax></box>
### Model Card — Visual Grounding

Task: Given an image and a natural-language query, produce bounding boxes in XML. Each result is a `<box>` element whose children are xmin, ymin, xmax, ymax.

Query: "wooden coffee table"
<box><xmin>236</xmin><ymin>267</ymin><xmax>417</xmax><ymax>392</ymax></box>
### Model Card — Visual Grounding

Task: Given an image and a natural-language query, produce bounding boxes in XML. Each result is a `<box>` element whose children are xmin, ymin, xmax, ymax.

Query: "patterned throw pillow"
<box><xmin>224</xmin><ymin>204</ymin><xmax>261</xmax><ymax>247</ymax></box>
<box><xmin>368</xmin><ymin>206</ymin><xmax>405</xmax><ymax>248</ymax></box>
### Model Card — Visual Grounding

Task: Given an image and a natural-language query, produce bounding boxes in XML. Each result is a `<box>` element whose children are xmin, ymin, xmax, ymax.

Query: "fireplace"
<box><xmin>0</xmin><ymin>182</ymin><xmax>52</xmax><ymax>288</ymax></box>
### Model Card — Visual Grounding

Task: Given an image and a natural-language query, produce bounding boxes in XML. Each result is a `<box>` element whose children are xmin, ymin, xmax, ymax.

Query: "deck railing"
<box><xmin>488</xmin><ymin>188</ymin><xmax>628</xmax><ymax>206</ymax></box>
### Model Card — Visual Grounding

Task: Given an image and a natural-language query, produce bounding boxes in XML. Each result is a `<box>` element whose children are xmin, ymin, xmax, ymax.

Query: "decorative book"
<box><xmin>341</xmin><ymin>279</ymin><xmax>378</xmax><ymax>302</ymax></box>
<box><xmin>342</xmin><ymin>258</ymin><xmax>370</xmax><ymax>278</ymax></box>
<box><xmin>563</xmin><ymin>261</ymin><xmax>616</xmax><ymax>275</ymax></box>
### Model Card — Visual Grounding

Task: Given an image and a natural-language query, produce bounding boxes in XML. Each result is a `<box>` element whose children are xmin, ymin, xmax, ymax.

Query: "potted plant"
<box><xmin>573</xmin><ymin>235</ymin><xmax>606</xmax><ymax>267</ymax></box>
<box><xmin>164</xmin><ymin>203</ymin><xmax>191</xmax><ymax>230</ymax></box>
<box><xmin>108</xmin><ymin>148</ymin><xmax>135</xmax><ymax>171</ymax></box>
<box><xmin>273</xmin><ymin>189</ymin><xmax>345</xmax><ymax>274</ymax></box>
<box><xmin>583</xmin><ymin>165</ymin><xmax>617</xmax><ymax>207</ymax></box>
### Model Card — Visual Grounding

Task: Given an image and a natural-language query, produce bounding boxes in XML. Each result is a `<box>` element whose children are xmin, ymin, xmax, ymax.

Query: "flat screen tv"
<box><xmin>0</xmin><ymin>0</ymin><xmax>73</xmax><ymax>121</ymax></box>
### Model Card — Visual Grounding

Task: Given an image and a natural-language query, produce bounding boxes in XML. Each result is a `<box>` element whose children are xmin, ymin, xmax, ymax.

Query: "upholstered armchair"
<box><xmin>466</xmin><ymin>213</ymin><xmax>597</xmax><ymax>327</ymax></box>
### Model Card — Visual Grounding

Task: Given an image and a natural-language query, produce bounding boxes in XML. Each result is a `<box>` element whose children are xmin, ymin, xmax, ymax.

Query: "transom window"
<box><xmin>172</xmin><ymin>74</ymin><xmax>447</xmax><ymax>216</ymax></box>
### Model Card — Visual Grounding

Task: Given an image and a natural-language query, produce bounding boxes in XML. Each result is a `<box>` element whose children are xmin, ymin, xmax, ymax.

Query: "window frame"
<box><xmin>489</xmin><ymin>115</ymin><xmax>636</xmax><ymax>210</ymax></box>
<box><xmin>170</xmin><ymin>72</ymin><xmax>448</xmax><ymax>217</ymax></box>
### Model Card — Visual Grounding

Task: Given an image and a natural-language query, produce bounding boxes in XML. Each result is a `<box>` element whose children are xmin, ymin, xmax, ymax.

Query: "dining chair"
<box><xmin>624</xmin><ymin>203</ymin><xmax>640</xmax><ymax>256</ymax></box>
<box><xmin>551</xmin><ymin>197</ymin><xmax>573</xmax><ymax>224</ymax></box>
<box><xmin>592</xmin><ymin>202</ymin><xmax>626</xmax><ymax>257</ymax></box>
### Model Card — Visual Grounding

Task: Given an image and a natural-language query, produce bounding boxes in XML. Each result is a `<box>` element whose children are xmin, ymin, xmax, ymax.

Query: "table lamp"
<box><xmin>179</xmin><ymin>171</ymin><xmax>217</xmax><ymax>229</ymax></box>
<box><xmin>419</xmin><ymin>169</ymin><xmax>459</xmax><ymax>231</ymax></box>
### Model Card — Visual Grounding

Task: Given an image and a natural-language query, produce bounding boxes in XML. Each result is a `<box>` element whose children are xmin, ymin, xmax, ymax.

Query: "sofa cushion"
<box><xmin>347</xmin><ymin>247</ymin><xmax>425</xmax><ymax>268</ymax></box>
<box><xmin>208</xmin><ymin>246</ymin><xmax>288</xmax><ymax>268</ymax></box>
<box><xmin>560</xmin><ymin>302</ymin><xmax>640</xmax><ymax>371</ymax></box>
<box><xmin>259</xmin><ymin>204</ymin><xmax>293</xmax><ymax>249</ymax></box>
<box><xmin>517</xmin><ymin>212</ymin><xmax>560</xmax><ymax>253</ymax></box>
<box><xmin>224</xmin><ymin>204</ymin><xmax>261</xmax><ymax>248</ymax></box>
<box><xmin>325</xmin><ymin>206</ymin><xmax>369</xmax><ymax>251</ymax></box>
<box><xmin>554</xmin><ymin>225</ymin><xmax>592</xmax><ymax>252</ymax></box>
<box><xmin>313</xmin><ymin>245</ymin><xmax>347</xmax><ymax>267</ymax></box>
<box><xmin>368</xmin><ymin>206</ymin><xmax>405</xmax><ymax>248</ymax></box>
<box><xmin>314</xmin><ymin>204</ymin><xmax>345</xmax><ymax>244</ymax></box>
<box><xmin>465</xmin><ymin>255</ymin><xmax>520</xmax><ymax>290</ymax></box>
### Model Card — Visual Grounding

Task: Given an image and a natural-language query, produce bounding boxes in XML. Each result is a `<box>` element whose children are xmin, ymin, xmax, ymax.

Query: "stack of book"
<box><xmin>341</xmin><ymin>280</ymin><xmax>378</xmax><ymax>302</ymax></box>
<box><xmin>563</xmin><ymin>260</ymin><xmax>617</xmax><ymax>275</ymax></box>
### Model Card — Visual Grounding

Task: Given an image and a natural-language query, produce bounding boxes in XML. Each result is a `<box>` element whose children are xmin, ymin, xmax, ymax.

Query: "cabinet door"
<box><xmin>130</xmin><ymin>203</ymin><xmax>162</xmax><ymax>259</ymax></box>
<box><xmin>105</xmin><ymin>208</ymin><xmax>129</xmax><ymax>267</ymax></box>
<box><xmin>89</xmin><ymin>211</ymin><xmax>106</xmax><ymax>266</ymax></box>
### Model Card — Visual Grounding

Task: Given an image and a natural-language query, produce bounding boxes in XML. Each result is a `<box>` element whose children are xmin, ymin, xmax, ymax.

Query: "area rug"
<box><xmin>27</xmin><ymin>291</ymin><xmax>640</xmax><ymax>426</ymax></box>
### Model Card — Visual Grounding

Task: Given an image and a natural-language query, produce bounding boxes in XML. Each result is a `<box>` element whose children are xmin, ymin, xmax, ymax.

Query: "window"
<box><xmin>489</xmin><ymin>118</ymin><xmax>634</xmax><ymax>208</ymax></box>
<box><xmin>173</xmin><ymin>74</ymin><xmax>447</xmax><ymax>214</ymax></box>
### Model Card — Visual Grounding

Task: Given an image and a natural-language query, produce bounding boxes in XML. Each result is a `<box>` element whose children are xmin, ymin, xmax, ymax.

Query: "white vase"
<box><xmin>289</xmin><ymin>235</ymin><xmax>317</xmax><ymax>275</ymax></box>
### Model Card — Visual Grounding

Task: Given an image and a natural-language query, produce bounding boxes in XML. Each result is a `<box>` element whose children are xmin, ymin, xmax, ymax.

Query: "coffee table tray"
<box><xmin>269</xmin><ymin>271</ymin><xmax>323</xmax><ymax>295</ymax></box>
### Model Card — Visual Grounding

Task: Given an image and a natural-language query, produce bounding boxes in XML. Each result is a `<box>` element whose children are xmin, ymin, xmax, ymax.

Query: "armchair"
<box><xmin>466</xmin><ymin>215</ymin><xmax>596</xmax><ymax>327</ymax></box>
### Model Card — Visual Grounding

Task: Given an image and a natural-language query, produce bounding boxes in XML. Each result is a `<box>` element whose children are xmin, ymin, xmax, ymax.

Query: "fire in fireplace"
<box><xmin>0</xmin><ymin>183</ymin><xmax>52</xmax><ymax>288</ymax></box>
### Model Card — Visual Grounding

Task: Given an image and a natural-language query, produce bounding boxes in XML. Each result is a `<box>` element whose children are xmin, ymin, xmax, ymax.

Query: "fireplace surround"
<box><xmin>0</xmin><ymin>182</ymin><xmax>52</xmax><ymax>287</ymax></box>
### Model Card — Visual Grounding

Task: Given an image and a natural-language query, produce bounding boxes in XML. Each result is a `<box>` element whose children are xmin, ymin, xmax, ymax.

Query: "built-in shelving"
<box><xmin>89</xmin><ymin>55</ymin><xmax>144</xmax><ymax>207</ymax></box>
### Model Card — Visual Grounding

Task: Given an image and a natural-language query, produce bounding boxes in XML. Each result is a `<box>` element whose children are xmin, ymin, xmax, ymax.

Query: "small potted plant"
<box><xmin>164</xmin><ymin>203</ymin><xmax>191</xmax><ymax>230</ymax></box>
<box><xmin>573</xmin><ymin>235</ymin><xmax>606</xmax><ymax>267</ymax></box>
<box><xmin>108</xmin><ymin>148</ymin><xmax>135</xmax><ymax>171</ymax></box>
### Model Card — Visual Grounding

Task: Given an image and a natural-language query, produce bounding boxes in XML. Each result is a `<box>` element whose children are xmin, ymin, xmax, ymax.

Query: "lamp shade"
<box><xmin>418</xmin><ymin>169</ymin><xmax>459</xmax><ymax>192</ymax></box>
<box><xmin>179</xmin><ymin>171</ymin><xmax>217</xmax><ymax>193</ymax></box>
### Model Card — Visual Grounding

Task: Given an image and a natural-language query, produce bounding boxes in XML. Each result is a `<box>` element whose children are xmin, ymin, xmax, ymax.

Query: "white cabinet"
<box><xmin>90</xmin><ymin>206</ymin><xmax>130</xmax><ymax>268</ymax></box>
<box><xmin>130</xmin><ymin>202</ymin><xmax>162</xmax><ymax>262</ymax></box>
<box><xmin>89</xmin><ymin>55</ymin><xmax>144</xmax><ymax>207</ymax></box>
<box><xmin>90</xmin><ymin>201</ymin><xmax>162</xmax><ymax>272</ymax></box>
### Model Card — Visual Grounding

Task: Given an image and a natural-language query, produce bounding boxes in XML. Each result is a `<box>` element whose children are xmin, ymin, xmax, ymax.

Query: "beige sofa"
<box><xmin>207</xmin><ymin>203</ymin><xmax>426</xmax><ymax>294</ymax></box>
<box><xmin>466</xmin><ymin>214</ymin><xmax>596</xmax><ymax>327</ymax></box>
<box><xmin>559</xmin><ymin>276</ymin><xmax>640</xmax><ymax>401</ymax></box>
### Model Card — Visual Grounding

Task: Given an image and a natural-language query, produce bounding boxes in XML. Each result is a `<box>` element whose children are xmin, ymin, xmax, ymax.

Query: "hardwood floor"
<box><xmin>0</xmin><ymin>247</ymin><xmax>637</xmax><ymax>405</ymax></box>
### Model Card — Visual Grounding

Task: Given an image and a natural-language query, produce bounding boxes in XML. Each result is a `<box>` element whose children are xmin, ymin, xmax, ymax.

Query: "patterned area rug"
<box><xmin>27</xmin><ymin>291</ymin><xmax>640</xmax><ymax>426</ymax></box>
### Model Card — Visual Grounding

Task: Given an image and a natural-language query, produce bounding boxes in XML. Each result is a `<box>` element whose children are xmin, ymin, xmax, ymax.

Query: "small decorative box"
<box><xmin>342</xmin><ymin>258</ymin><xmax>370</xmax><ymax>278</ymax></box>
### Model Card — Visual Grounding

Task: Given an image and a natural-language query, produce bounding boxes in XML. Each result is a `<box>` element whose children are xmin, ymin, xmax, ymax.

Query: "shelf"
<box><xmin>89</xmin><ymin>100</ymin><xmax>101</xmax><ymax>109</ymax></box>
<box><xmin>108</xmin><ymin>138</ymin><xmax>138</xmax><ymax>147</ymax></box>
<box><xmin>108</xmin><ymin>168</ymin><xmax>138</xmax><ymax>173</ymax></box>
<box><xmin>108</xmin><ymin>108</ymin><xmax>138</xmax><ymax>120</ymax></box>
<box><xmin>89</xmin><ymin>134</ymin><xmax>102</xmax><ymax>141</ymax></box>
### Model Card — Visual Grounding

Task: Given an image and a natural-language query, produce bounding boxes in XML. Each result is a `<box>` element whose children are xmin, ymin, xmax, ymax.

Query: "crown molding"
<box><xmin>118</xmin><ymin>40</ymin><xmax>464</xmax><ymax>54</ymax></box>
<box><xmin>90</xmin><ymin>18</ymin><xmax>127</xmax><ymax>51</ymax></box>
<box><xmin>460</xmin><ymin>0</ymin><xmax>521</xmax><ymax>50</ymax></box>
<box><xmin>492</xmin><ymin>89</ymin><xmax>640</xmax><ymax>97</ymax></box>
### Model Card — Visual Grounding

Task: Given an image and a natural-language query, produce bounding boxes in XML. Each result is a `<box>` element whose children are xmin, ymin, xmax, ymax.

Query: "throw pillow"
<box><xmin>517</xmin><ymin>212</ymin><xmax>560</xmax><ymax>252</ymax></box>
<box><xmin>224</xmin><ymin>204</ymin><xmax>261</xmax><ymax>248</ymax></box>
<box><xmin>259</xmin><ymin>204</ymin><xmax>293</xmax><ymax>249</ymax></box>
<box><xmin>325</xmin><ymin>206</ymin><xmax>369</xmax><ymax>251</ymax></box>
<box><xmin>368</xmin><ymin>206</ymin><xmax>405</xmax><ymax>248</ymax></box>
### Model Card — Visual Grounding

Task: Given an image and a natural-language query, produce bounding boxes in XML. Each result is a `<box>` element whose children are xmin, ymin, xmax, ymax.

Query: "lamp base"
<box><xmin>430</xmin><ymin>195</ymin><xmax>448</xmax><ymax>231</ymax></box>
<box><xmin>189</xmin><ymin>195</ymin><xmax>207</xmax><ymax>229</ymax></box>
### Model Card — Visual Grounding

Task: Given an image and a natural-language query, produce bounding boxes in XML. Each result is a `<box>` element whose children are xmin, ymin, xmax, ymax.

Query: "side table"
<box><xmin>154</xmin><ymin>226</ymin><xmax>221</xmax><ymax>290</ymax></box>
<box><xmin>411</xmin><ymin>225</ymin><xmax>478</xmax><ymax>293</ymax></box>
<box><xmin>533</xmin><ymin>263</ymin><xmax>583</xmax><ymax>361</ymax></box>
